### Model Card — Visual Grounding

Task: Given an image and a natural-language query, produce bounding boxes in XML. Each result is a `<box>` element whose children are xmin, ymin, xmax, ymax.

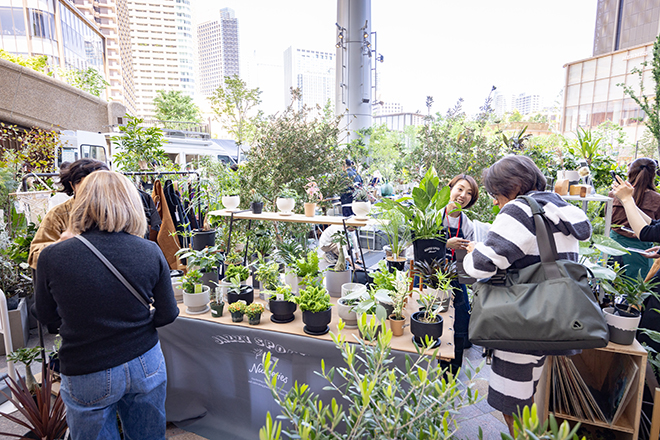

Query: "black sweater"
<box><xmin>35</xmin><ymin>229</ymin><xmax>179</xmax><ymax>376</ymax></box>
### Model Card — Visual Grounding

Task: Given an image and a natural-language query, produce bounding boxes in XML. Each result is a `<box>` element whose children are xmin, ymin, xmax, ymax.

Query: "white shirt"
<box><xmin>317</xmin><ymin>224</ymin><xmax>360</xmax><ymax>259</ymax></box>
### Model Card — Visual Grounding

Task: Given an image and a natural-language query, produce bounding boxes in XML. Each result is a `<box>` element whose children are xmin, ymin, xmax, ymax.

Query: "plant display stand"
<box><xmin>535</xmin><ymin>340</ymin><xmax>647</xmax><ymax>440</ymax></box>
<box><xmin>0</xmin><ymin>297</ymin><xmax>30</xmax><ymax>355</ymax></box>
<box><xmin>560</xmin><ymin>194</ymin><xmax>613</xmax><ymax>236</ymax></box>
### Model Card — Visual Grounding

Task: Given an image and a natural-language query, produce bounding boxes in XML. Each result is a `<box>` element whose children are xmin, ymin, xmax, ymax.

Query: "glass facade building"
<box><xmin>0</xmin><ymin>0</ymin><xmax>104</xmax><ymax>74</ymax></box>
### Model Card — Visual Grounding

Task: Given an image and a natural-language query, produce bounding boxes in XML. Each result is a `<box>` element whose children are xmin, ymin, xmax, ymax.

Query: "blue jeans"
<box><xmin>60</xmin><ymin>342</ymin><xmax>167</xmax><ymax>440</ymax></box>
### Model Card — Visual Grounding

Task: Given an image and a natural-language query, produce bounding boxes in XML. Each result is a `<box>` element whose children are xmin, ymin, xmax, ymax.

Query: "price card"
<box><xmin>194</xmin><ymin>284</ymin><xmax>203</xmax><ymax>293</ymax></box>
<box><xmin>276</xmin><ymin>293</ymin><xmax>284</xmax><ymax>301</ymax></box>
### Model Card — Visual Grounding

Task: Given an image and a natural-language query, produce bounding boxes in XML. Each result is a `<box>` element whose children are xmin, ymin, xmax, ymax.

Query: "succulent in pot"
<box><xmin>245</xmin><ymin>302</ymin><xmax>265</xmax><ymax>325</ymax></box>
<box><xmin>250</xmin><ymin>189</ymin><xmax>264</xmax><ymax>214</ymax></box>
<box><xmin>226</xmin><ymin>275</ymin><xmax>254</xmax><ymax>305</ymax></box>
<box><xmin>351</xmin><ymin>186</ymin><xmax>371</xmax><ymax>219</ymax></box>
<box><xmin>276</xmin><ymin>186</ymin><xmax>297</xmax><ymax>215</ymax></box>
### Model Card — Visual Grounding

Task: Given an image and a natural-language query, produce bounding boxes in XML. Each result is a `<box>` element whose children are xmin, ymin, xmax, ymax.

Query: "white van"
<box><xmin>58</xmin><ymin>130</ymin><xmax>110</xmax><ymax>168</ymax></box>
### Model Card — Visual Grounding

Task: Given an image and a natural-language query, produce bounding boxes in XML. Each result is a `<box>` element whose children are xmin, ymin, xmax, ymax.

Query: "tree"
<box><xmin>0</xmin><ymin>49</ymin><xmax>49</xmax><ymax>74</ymax></box>
<box><xmin>208</xmin><ymin>75</ymin><xmax>262</xmax><ymax>161</ymax></box>
<box><xmin>620</xmin><ymin>32</ymin><xmax>660</xmax><ymax>158</ymax></box>
<box><xmin>58</xmin><ymin>67</ymin><xmax>109</xmax><ymax>97</ymax></box>
<box><xmin>111</xmin><ymin>115</ymin><xmax>170</xmax><ymax>171</ymax></box>
<box><xmin>153</xmin><ymin>90</ymin><xmax>202</xmax><ymax>128</ymax></box>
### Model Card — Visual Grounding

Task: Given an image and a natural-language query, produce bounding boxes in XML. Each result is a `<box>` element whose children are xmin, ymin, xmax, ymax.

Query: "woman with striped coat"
<box><xmin>463</xmin><ymin>155</ymin><xmax>592</xmax><ymax>435</ymax></box>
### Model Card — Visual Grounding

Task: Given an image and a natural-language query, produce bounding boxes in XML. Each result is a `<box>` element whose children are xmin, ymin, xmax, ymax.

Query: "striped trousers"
<box><xmin>487</xmin><ymin>350</ymin><xmax>546</xmax><ymax>416</ymax></box>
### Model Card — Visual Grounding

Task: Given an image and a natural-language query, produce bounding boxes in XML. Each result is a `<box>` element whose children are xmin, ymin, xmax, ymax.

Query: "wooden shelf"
<box><xmin>535</xmin><ymin>339</ymin><xmax>648</xmax><ymax>440</ymax></box>
<box><xmin>207</xmin><ymin>209</ymin><xmax>375</xmax><ymax>227</ymax></box>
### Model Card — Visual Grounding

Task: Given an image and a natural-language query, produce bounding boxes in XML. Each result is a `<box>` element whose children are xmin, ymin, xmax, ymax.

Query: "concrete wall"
<box><xmin>0</xmin><ymin>58</ymin><xmax>125</xmax><ymax>132</ymax></box>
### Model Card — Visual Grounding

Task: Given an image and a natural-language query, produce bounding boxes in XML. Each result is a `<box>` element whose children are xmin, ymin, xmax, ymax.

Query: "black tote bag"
<box><xmin>468</xmin><ymin>195</ymin><xmax>609</xmax><ymax>351</ymax></box>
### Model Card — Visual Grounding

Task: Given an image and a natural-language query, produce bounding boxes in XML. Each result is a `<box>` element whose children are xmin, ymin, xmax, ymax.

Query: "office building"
<box><xmin>561</xmin><ymin>0</ymin><xmax>660</xmax><ymax>143</ymax></box>
<box><xmin>284</xmin><ymin>46</ymin><xmax>334</xmax><ymax>110</ymax></box>
<box><xmin>71</xmin><ymin>0</ymin><xmax>136</xmax><ymax>114</ymax></box>
<box><xmin>372</xmin><ymin>102</ymin><xmax>402</xmax><ymax>116</ymax></box>
<box><xmin>513</xmin><ymin>93</ymin><xmax>542</xmax><ymax>115</ymax></box>
<box><xmin>197</xmin><ymin>7</ymin><xmax>239</xmax><ymax>98</ymax></box>
<box><xmin>127</xmin><ymin>0</ymin><xmax>195</xmax><ymax>118</ymax></box>
<box><xmin>0</xmin><ymin>0</ymin><xmax>105</xmax><ymax>86</ymax></box>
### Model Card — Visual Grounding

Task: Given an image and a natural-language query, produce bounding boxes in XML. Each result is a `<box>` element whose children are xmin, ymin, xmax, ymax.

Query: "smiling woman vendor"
<box><xmin>439</xmin><ymin>173</ymin><xmax>479</xmax><ymax>375</ymax></box>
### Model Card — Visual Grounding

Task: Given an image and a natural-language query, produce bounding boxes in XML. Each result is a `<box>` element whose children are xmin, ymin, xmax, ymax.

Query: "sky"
<box><xmin>193</xmin><ymin>0</ymin><xmax>598</xmax><ymax>116</ymax></box>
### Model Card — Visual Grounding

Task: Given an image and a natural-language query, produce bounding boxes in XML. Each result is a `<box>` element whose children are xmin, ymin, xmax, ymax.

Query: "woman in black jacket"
<box><xmin>35</xmin><ymin>171</ymin><xmax>179</xmax><ymax>440</ymax></box>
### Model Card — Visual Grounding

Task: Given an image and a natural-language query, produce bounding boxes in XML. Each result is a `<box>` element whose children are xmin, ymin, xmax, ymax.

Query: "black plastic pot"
<box><xmin>210</xmin><ymin>301</ymin><xmax>224</xmax><ymax>318</ymax></box>
<box><xmin>201</xmin><ymin>268</ymin><xmax>220</xmax><ymax>290</ymax></box>
<box><xmin>227</xmin><ymin>285</ymin><xmax>254</xmax><ymax>305</ymax></box>
<box><xmin>251</xmin><ymin>201</ymin><xmax>264</xmax><ymax>214</ymax></box>
<box><xmin>613</xmin><ymin>303</ymin><xmax>641</xmax><ymax>318</ymax></box>
<box><xmin>269</xmin><ymin>300</ymin><xmax>297</xmax><ymax>323</ymax></box>
<box><xmin>192</xmin><ymin>229</ymin><xmax>216</xmax><ymax>250</ymax></box>
<box><xmin>412</xmin><ymin>238</ymin><xmax>446</xmax><ymax>266</ymax></box>
<box><xmin>302</xmin><ymin>308</ymin><xmax>332</xmax><ymax>335</ymax></box>
<box><xmin>410</xmin><ymin>310</ymin><xmax>443</xmax><ymax>348</ymax></box>
<box><xmin>386</xmin><ymin>257</ymin><xmax>406</xmax><ymax>273</ymax></box>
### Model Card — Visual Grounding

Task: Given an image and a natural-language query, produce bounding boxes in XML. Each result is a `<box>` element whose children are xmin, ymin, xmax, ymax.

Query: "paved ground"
<box><xmin>0</xmin><ymin>324</ymin><xmax>508</xmax><ymax>439</ymax></box>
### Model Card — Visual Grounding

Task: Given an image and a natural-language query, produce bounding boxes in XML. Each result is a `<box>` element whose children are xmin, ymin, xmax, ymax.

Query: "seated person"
<box><xmin>317</xmin><ymin>224</ymin><xmax>362</xmax><ymax>268</ymax></box>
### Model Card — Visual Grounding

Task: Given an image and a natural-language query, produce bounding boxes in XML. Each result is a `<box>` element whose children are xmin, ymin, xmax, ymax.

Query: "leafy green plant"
<box><xmin>415</xmin><ymin>259</ymin><xmax>455</xmax><ymax>291</ymax></box>
<box><xmin>377</xmin><ymin>167</ymin><xmax>451</xmax><ymax>240</ymax></box>
<box><xmin>0</xmin><ymin>49</ymin><xmax>50</xmax><ymax>74</ymax></box>
<box><xmin>352</xmin><ymin>186</ymin><xmax>369</xmax><ymax>202</ymax></box>
<box><xmin>175</xmin><ymin>245</ymin><xmax>223</xmax><ymax>273</ymax></box>
<box><xmin>502</xmin><ymin>125</ymin><xmax>532</xmax><ymax>151</ymax></box>
<box><xmin>275</xmin><ymin>238</ymin><xmax>305</xmax><ymax>267</ymax></box>
<box><xmin>59</xmin><ymin>67</ymin><xmax>109</xmax><ymax>97</ymax></box>
<box><xmin>342</xmin><ymin>286</ymin><xmax>390</xmax><ymax>322</ymax></box>
<box><xmin>7</xmin><ymin>347</ymin><xmax>42</xmax><ymax>394</ymax></box>
<box><xmin>608</xmin><ymin>270</ymin><xmax>660</xmax><ymax>314</ymax></box>
<box><xmin>245</xmin><ymin>302</ymin><xmax>265</xmax><ymax>318</ymax></box>
<box><xmin>259</xmin><ymin>319</ymin><xmax>482</xmax><ymax>440</ymax></box>
<box><xmin>371</xmin><ymin>260</ymin><xmax>396</xmax><ymax>291</ymax></box>
<box><xmin>272</xmin><ymin>285</ymin><xmax>294</xmax><ymax>302</ymax></box>
<box><xmin>500</xmin><ymin>404</ymin><xmax>584</xmax><ymax>440</ymax></box>
<box><xmin>227</xmin><ymin>300</ymin><xmax>246</xmax><ymax>314</ymax></box>
<box><xmin>377</xmin><ymin>209</ymin><xmax>411</xmax><ymax>259</ymax></box>
<box><xmin>252</xmin><ymin>252</ymin><xmax>280</xmax><ymax>291</ymax></box>
<box><xmin>278</xmin><ymin>186</ymin><xmax>297</xmax><ymax>199</ymax></box>
<box><xmin>294</xmin><ymin>250</ymin><xmax>320</xmax><ymax>279</ymax></box>
<box><xmin>389</xmin><ymin>270</ymin><xmax>412</xmax><ymax>320</ymax></box>
<box><xmin>227</xmin><ymin>275</ymin><xmax>248</xmax><ymax>295</ymax></box>
<box><xmin>250</xmin><ymin>189</ymin><xmax>264</xmax><ymax>204</ymax></box>
<box><xmin>153</xmin><ymin>90</ymin><xmax>202</xmax><ymax>127</ymax></box>
<box><xmin>181</xmin><ymin>270</ymin><xmax>202</xmax><ymax>294</ymax></box>
<box><xmin>294</xmin><ymin>285</ymin><xmax>331</xmax><ymax>313</ymax></box>
<box><xmin>111</xmin><ymin>115</ymin><xmax>171</xmax><ymax>172</ymax></box>
<box><xmin>225</xmin><ymin>264</ymin><xmax>249</xmax><ymax>282</ymax></box>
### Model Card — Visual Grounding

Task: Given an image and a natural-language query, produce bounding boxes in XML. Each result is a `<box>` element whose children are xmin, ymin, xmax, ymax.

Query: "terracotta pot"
<box><xmin>304</xmin><ymin>202</ymin><xmax>316</xmax><ymax>217</ymax></box>
<box><xmin>389</xmin><ymin>315</ymin><xmax>405</xmax><ymax>336</ymax></box>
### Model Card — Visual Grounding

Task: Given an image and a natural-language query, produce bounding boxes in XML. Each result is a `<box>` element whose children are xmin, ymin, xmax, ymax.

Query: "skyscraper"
<box><xmin>197</xmin><ymin>7</ymin><xmax>239</xmax><ymax>98</ymax></box>
<box><xmin>283</xmin><ymin>46</ymin><xmax>334</xmax><ymax>110</ymax></box>
<box><xmin>72</xmin><ymin>0</ymin><xmax>136</xmax><ymax>114</ymax></box>
<box><xmin>126</xmin><ymin>0</ymin><xmax>195</xmax><ymax>118</ymax></box>
<box><xmin>593</xmin><ymin>0</ymin><xmax>660</xmax><ymax>56</ymax></box>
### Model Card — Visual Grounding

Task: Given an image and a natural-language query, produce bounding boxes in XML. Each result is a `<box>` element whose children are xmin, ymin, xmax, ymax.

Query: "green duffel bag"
<box><xmin>468</xmin><ymin>195</ymin><xmax>609</xmax><ymax>352</ymax></box>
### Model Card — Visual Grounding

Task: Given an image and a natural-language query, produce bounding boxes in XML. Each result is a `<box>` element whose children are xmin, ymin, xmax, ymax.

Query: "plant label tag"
<box><xmin>194</xmin><ymin>284</ymin><xmax>203</xmax><ymax>293</ymax></box>
<box><xmin>276</xmin><ymin>294</ymin><xmax>284</xmax><ymax>301</ymax></box>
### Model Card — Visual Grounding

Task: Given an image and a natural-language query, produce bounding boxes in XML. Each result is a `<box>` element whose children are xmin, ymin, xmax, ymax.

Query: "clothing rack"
<box><xmin>121</xmin><ymin>171</ymin><xmax>202</xmax><ymax>227</ymax></box>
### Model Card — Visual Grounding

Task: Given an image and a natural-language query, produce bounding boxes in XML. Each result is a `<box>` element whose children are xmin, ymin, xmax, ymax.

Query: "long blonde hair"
<box><xmin>69</xmin><ymin>171</ymin><xmax>147</xmax><ymax>236</ymax></box>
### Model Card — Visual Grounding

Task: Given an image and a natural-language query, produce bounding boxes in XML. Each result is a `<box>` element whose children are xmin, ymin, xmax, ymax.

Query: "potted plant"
<box><xmin>324</xmin><ymin>230</ymin><xmax>352</xmax><ymax>297</ymax></box>
<box><xmin>221</xmin><ymin>188</ymin><xmax>240</xmax><ymax>211</ymax></box>
<box><xmin>7</xmin><ymin>346</ymin><xmax>42</xmax><ymax>394</ymax></box>
<box><xmin>292</xmin><ymin>250</ymin><xmax>321</xmax><ymax>293</ymax></box>
<box><xmin>176</xmin><ymin>245</ymin><xmax>224</xmax><ymax>289</ymax></box>
<box><xmin>269</xmin><ymin>285</ymin><xmax>298</xmax><ymax>323</ymax></box>
<box><xmin>226</xmin><ymin>275</ymin><xmax>254</xmax><ymax>305</ymax></box>
<box><xmin>337</xmin><ymin>295</ymin><xmax>360</xmax><ymax>328</ymax></box>
<box><xmin>343</xmin><ymin>286</ymin><xmax>391</xmax><ymax>340</ymax></box>
<box><xmin>414</xmin><ymin>259</ymin><xmax>455</xmax><ymax>313</ymax></box>
<box><xmin>181</xmin><ymin>269</ymin><xmax>211</xmax><ymax>314</ymax></box>
<box><xmin>276</xmin><ymin>186</ymin><xmax>297</xmax><ymax>215</ymax></box>
<box><xmin>252</xmin><ymin>252</ymin><xmax>281</xmax><ymax>300</ymax></box>
<box><xmin>228</xmin><ymin>300</ymin><xmax>246</xmax><ymax>322</ymax></box>
<box><xmin>410</xmin><ymin>287</ymin><xmax>446</xmax><ymax>348</ymax></box>
<box><xmin>225</xmin><ymin>264</ymin><xmax>250</xmax><ymax>285</ymax></box>
<box><xmin>378</xmin><ymin>209</ymin><xmax>411</xmax><ymax>272</ymax></box>
<box><xmin>294</xmin><ymin>284</ymin><xmax>332</xmax><ymax>336</ymax></box>
<box><xmin>303</xmin><ymin>177</ymin><xmax>323</xmax><ymax>217</ymax></box>
<box><xmin>245</xmin><ymin>302</ymin><xmax>265</xmax><ymax>325</ymax></box>
<box><xmin>250</xmin><ymin>189</ymin><xmax>264</xmax><ymax>214</ymax></box>
<box><xmin>602</xmin><ymin>270</ymin><xmax>660</xmax><ymax>345</ymax></box>
<box><xmin>210</xmin><ymin>285</ymin><xmax>225</xmax><ymax>318</ymax></box>
<box><xmin>351</xmin><ymin>186</ymin><xmax>371</xmax><ymax>219</ymax></box>
<box><xmin>388</xmin><ymin>270</ymin><xmax>412</xmax><ymax>337</ymax></box>
<box><xmin>377</xmin><ymin>167</ymin><xmax>451</xmax><ymax>265</ymax></box>
<box><xmin>276</xmin><ymin>238</ymin><xmax>305</xmax><ymax>291</ymax></box>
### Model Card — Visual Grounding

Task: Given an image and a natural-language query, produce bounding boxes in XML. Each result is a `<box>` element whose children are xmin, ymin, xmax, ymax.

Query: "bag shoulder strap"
<box><xmin>74</xmin><ymin>235</ymin><xmax>152</xmax><ymax>309</ymax></box>
<box><xmin>517</xmin><ymin>195</ymin><xmax>562</xmax><ymax>279</ymax></box>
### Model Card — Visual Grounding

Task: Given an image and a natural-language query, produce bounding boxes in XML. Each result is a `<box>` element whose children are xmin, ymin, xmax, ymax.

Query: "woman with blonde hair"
<box><xmin>35</xmin><ymin>171</ymin><xmax>179</xmax><ymax>440</ymax></box>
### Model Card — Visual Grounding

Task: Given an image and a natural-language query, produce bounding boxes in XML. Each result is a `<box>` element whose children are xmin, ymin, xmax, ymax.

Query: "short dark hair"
<box><xmin>482</xmin><ymin>155</ymin><xmax>546</xmax><ymax>199</ymax></box>
<box><xmin>345</xmin><ymin>159</ymin><xmax>352</xmax><ymax>167</ymax></box>
<box><xmin>59</xmin><ymin>158</ymin><xmax>109</xmax><ymax>196</ymax></box>
<box><xmin>448</xmin><ymin>174</ymin><xmax>479</xmax><ymax>209</ymax></box>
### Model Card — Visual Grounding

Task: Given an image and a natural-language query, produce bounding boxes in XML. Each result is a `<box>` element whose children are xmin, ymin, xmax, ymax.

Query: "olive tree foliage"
<box><xmin>153</xmin><ymin>90</ymin><xmax>202</xmax><ymax>127</ymax></box>
<box><xmin>112</xmin><ymin>115</ymin><xmax>171</xmax><ymax>172</ymax></box>
<box><xmin>415</xmin><ymin>98</ymin><xmax>503</xmax><ymax>188</ymax></box>
<box><xmin>243</xmin><ymin>89</ymin><xmax>349</xmax><ymax>211</ymax></box>
<box><xmin>208</xmin><ymin>75</ymin><xmax>262</xmax><ymax>153</ymax></box>
<box><xmin>619</xmin><ymin>32</ymin><xmax>660</xmax><ymax>158</ymax></box>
